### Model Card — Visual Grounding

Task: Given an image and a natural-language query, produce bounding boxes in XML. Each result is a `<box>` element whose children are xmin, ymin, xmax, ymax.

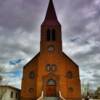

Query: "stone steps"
<box><xmin>43</xmin><ymin>97</ymin><xmax>60</xmax><ymax>100</ymax></box>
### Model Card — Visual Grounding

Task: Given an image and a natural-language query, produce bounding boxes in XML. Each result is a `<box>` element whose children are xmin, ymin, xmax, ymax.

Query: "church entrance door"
<box><xmin>45</xmin><ymin>79</ymin><xmax>57</xmax><ymax>97</ymax></box>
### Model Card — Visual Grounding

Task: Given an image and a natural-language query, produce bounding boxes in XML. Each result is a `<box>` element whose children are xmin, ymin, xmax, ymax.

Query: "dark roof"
<box><xmin>24</xmin><ymin>52</ymin><xmax>40</xmax><ymax>69</ymax></box>
<box><xmin>62</xmin><ymin>52</ymin><xmax>79</xmax><ymax>67</ymax></box>
<box><xmin>0</xmin><ymin>85</ymin><xmax>20</xmax><ymax>91</ymax></box>
<box><xmin>42</xmin><ymin>0</ymin><xmax>60</xmax><ymax>26</ymax></box>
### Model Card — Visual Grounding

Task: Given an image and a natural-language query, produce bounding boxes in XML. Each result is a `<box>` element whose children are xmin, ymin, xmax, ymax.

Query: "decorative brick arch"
<box><xmin>42</xmin><ymin>73</ymin><xmax>59</xmax><ymax>97</ymax></box>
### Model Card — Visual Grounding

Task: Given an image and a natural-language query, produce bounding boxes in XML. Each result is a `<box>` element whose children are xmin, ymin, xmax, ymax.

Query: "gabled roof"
<box><xmin>0</xmin><ymin>85</ymin><xmax>20</xmax><ymax>91</ymax></box>
<box><xmin>24</xmin><ymin>52</ymin><xmax>40</xmax><ymax>69</ymax></box>
<box><xmin>62</xmin><ymin>52</ymin><xmax>79</xmax><ymax>67</ymax></box>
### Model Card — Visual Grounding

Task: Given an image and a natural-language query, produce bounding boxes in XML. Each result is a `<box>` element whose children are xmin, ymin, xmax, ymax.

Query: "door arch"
<box><xmin>47</xmin><ymin>79</ymin><xmax>56</xmax><ymax>85</ymax></box>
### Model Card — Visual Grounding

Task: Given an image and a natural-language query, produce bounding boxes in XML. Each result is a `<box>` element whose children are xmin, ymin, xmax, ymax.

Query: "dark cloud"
<box><xmin>93</xmin><ymin>74</ymin><xmax>100</xmax><ymax>79</ymax></box>
<box><xmin>0</xmin><ymin>0</ymin><xmax>44</xmax><ymax>31</ymax></box>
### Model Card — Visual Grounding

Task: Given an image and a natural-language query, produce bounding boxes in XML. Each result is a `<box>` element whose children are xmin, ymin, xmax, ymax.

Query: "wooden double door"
<box><xmin>44</xmin><ymin>79</ymin><xmax>57</xmax><ymax>97</ymax></box>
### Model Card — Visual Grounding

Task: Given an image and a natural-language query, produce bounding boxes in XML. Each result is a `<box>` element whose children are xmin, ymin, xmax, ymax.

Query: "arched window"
<box><xmin>45</xmin><ymin>64</ymin><xmax>57</xmax><ymax>72</ymax></box>
<box><xmin>47</xmin><ymin>79</ymin><xmax>56</xmax><ymax>86</ymax></box>
<box><xmin>52</xmin><ymin>29</ymin><xmax>56</xmax><ymax>41</ymax></box>
<box><xmin>46</xmin><ymin>64</ymin><xmax>51</xmax><ymax>71</ymax></box>
<box><xmin>16</xmin><ymin>93</ymin><xmax>18</xmax><ymax>98</ymax></box>
<box><xmin>29</xmin><ymin>71</ymin><xmax>35</xmax><ymax>79</ymax></box>
<box><xmin>51</xmin><ymin>64</ymin><xmax>56</xmax><ymax>71</ymax></box>
<box><xmin>10</xmin><ymin>91</ymin><xmax>13</xmax><ymax>98</ymax></box>
<box><xmin>47</xmin><ymin>29</ymin><xmax>50</xmax><ymax>41</ymax></box>
<box><xmin>47</xmin><ymin>29</ymin><xmax>56</xmax><ymax>41</ymax></box>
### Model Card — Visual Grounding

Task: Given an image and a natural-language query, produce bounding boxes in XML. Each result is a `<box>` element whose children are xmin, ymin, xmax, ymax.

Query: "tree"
<box><xmin>95</xmin><ymin>87</ymin><xmax>100</xmax><ymax>99</ymax></box>
<box><xmin>0</xmin><ymin>76</ymin><xmax>2</xmax><ymax>84</ymax></box>
<box><xmin>0</xmin><ymin>67</ymin><xmax>4</xmax><ymax>84</ymax></box>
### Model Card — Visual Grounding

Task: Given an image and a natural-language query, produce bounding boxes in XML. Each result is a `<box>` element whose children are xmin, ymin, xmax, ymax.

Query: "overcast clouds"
<box><xmin>0</xmin><ymin>0</ymin><xmax>100</xmax><ymax>90</ymax></box>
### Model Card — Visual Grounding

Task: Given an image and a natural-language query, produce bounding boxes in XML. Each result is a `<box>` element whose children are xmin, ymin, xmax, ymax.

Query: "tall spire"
<box><xmin>45</xmin><ymin>0</ymin><xmax>57</xmax><ymax>20</ymax></box>
<box><xmin>42</xmin><ymin>0</ymin><xmax>60</xmax><ymax>25</ymax></box>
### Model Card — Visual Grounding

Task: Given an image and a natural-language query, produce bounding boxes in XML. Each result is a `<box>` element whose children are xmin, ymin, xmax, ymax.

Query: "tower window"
<box><xmin>47</xmin><ymin>29</ymin><xmax>56</xmax><ymax>41</ymax></box>
<box><xmin>47</xmin><ymin>29</ymin><xmax>50</xmax><ymax>41</ymax></box>
<box><xmin>52</xmin><ymin>29</ymin><xmax>56</xmax><ymax>41</ymax></box>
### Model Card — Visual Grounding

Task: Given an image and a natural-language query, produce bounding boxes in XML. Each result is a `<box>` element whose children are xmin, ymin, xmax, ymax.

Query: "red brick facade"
<box><xmin>21</xmin><ymin>0</ymin><xmax>81</xmax><ymax>100</ymax></box>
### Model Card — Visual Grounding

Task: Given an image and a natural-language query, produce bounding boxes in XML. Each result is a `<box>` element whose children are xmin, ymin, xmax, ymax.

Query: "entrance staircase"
<box><xmin>37</xmin><ymin>91</ymin><xmax>65</xmax><ymax>100</ymax></box>
<box><xmin>44</xmin><ymin>97</ymin><xmax>59</xmax><ymax>100</ymax></box>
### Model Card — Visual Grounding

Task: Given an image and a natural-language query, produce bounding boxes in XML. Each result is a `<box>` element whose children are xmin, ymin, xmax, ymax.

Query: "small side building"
<box><xmin>0</xmin><ymin>86</ymin><xmax>20</xmax><ymax>100</ymax></box>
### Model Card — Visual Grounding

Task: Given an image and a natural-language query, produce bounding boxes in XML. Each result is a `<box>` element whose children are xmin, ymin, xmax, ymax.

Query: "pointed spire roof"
<box><xmin>45</xmin><ymin>0</ymin><xmax>57</xmax><ymax>20</ymax></box>
<box><xmin>42</xmin><ymin>0</ymin><xmax>60</xmax><ymax>26</ymax></box>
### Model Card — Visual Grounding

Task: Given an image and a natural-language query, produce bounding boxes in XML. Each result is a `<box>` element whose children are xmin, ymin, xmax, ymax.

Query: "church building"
<box><xmin>21</xmin><ymin>0</ymin><xmax>81</xmax><ymax>100</ymax></box>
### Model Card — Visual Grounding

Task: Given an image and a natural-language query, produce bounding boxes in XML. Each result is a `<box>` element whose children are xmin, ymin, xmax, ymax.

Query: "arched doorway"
<box><xmin>45</xmin><ymin>79</ymin><xmax>57</xmax><ymax>97</ymax></box>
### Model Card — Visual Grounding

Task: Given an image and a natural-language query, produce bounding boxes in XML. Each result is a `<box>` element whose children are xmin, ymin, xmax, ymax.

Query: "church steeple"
<box><xmin>40</xmin><ymin>0</ymin><xmax>62</xmax><ymax>53</ymax></box>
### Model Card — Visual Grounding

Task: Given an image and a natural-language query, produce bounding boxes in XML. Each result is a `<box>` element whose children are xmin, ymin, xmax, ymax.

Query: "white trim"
<box><xmin>59</xmin><ymin>91</ymin><xmax>66</xmax><ymax>100</ymax></box>
<box><xmin>37</xmin><ymin>91</ymin><xmax>44</xmax><ymax>100</ymax></box>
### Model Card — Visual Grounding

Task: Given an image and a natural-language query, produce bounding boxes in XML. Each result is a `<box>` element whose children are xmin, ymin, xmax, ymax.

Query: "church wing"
<box><xmin>62</xmin><ymin>52</ymin><xmax>80</xmax><ymax>79</ymax></box>
<box><xmin>24</xmin><ymin>52</ymin><xmax>40</xmax><ymax>69</ymax></box>
<box><xmin>21</xmin><ymin>53</ymin><xmax>40</xmax><ymax>99</ymax></box>
<box><xmin>62</xmin><ymin>52</ymin><xmax>79</xmax><ymax>67</ymax></box>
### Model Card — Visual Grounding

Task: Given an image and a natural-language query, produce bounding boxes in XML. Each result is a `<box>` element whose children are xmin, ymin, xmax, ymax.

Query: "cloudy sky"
<box><xmin>0</xmin><ymin>0</ymin><xmax>100</xmax><ymax>90</ymax></box>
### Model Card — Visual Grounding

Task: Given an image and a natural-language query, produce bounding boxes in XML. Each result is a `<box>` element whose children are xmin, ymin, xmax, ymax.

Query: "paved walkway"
<box><xmin>82</xmin><ymin>99</ymin><xmax>100</xmax><ymax>100</ymax></box>
<box><xmin>44</xmin><ymin>97</ymin><xmax>59</xmax><ymax>100</ymax></box>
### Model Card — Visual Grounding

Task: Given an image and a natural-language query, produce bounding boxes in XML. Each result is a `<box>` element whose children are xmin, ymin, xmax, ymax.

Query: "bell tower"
<box><xmin>40</xmin><ymin>0</ymin><xmax>62</xmax><ymax>53</ymax></box>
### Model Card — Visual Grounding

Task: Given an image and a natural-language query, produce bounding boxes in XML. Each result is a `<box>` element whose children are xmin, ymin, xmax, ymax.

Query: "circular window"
<box><xmin>67</xmin><ymin>71</ymin><xmax>73</xmax><ymax>79</ymax></box>
<box><xmin>48</xmin><ymin>45</ymin><xmax>54</xmax><ymax>52</ymax></box>
<box><xmin>29</xmin><ymin>71</ymin><xmax>35</xmax><ymax>79</ymax></box>
<box><xmin>29</xmin><ymin>88</ymin><xmax>34</xmax><ymax>93</ymax></box>
<box><xmin>68</xmin><ymin>87</ymin><xmax>74</xmax><ymax>92</ymax></box>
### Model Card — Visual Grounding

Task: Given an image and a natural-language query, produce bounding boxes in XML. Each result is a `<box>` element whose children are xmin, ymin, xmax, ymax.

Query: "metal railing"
<box><xmin>37</xmin><ymin>91</ymin><xmax>67</xmax><ymax>100</ymax></box>
<box><xmin>37</xmin><ymin>91</ymin><xmax>44</xmax><ymax>100</ymax></box>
